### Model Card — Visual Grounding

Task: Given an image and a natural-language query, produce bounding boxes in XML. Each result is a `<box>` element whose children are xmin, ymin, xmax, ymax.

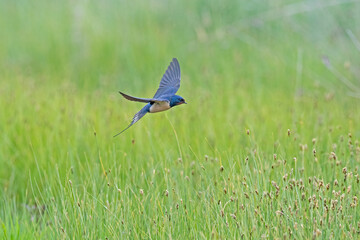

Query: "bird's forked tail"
<box><xmin>113</xmin><ymin>103</ymin><xmax>151</xmax><ymax>137</ymax></box>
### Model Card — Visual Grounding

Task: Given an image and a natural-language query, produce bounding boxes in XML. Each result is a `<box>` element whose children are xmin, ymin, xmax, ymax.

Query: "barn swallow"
<box><xmin>114</xmin><ymin>58</ymin><xmax>186</xmax><ymax>137</ymax></box>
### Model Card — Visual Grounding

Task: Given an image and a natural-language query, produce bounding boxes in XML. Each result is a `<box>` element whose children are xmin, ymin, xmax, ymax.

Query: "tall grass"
<box><xmin>1</xmin><ymin>0</ymin><xmax>360</xmax><ymax>238</ymax></box>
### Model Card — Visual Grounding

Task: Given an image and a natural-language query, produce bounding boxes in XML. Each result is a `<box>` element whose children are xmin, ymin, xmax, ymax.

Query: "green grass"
<box><xmin>1</xmin><ymin>0</ymin><xmax>360</xmax><ymax>238</ymax></box>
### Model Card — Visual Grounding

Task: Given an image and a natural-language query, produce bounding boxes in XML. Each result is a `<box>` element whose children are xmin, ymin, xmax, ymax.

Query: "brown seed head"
<box><xmin>275</xmin><ymin>210</ymin><xmax>283</xmax><ymax>216</ymax></box>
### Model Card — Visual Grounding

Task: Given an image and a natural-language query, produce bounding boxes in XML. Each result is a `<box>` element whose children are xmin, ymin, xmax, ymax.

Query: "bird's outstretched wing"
<box><xmin>153</xmin><ymin>58</ymin><xmax>181</xmax><ymax>98</ymax></box>
<box><xmin>119</xmin><ymin>92</ymin><xmax>168</xmax><ymax>103</ymax></box>
<box><xmin>113</xmin><ymin>104</ymin><xmax>151</xmax><ymax>137</ymax></box>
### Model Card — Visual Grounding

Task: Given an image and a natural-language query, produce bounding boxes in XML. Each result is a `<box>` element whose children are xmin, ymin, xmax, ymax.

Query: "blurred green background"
<box><xmin>1</xmin><ymin>0</ymin><xmax>360</xmax><ymax>238</ymax></box>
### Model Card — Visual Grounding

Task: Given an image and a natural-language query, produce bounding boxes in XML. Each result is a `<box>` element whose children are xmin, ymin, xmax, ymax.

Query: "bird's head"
<box><xmin>170</xmin><ymin>95</ymin><xmax>187</xmax><ymax>108</ymax></box>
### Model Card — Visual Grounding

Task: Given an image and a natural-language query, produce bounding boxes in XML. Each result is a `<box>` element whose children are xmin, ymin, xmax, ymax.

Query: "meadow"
<box><xmin>1</xmin><ymin>0</ymin><xmax>360</xmax><ymax>239</ymax></box>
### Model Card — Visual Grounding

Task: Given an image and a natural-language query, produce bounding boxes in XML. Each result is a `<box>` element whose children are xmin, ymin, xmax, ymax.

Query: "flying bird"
<box><xmin>114</xmin><ymin>58</ymin><xmax>186</xmax><ymax>137</ymax></box>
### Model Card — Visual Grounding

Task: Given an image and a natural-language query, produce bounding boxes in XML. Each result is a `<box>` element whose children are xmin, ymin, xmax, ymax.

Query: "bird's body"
<box><xmin>149</xmin><ymin>101</ymin><xmax>170</xmax><ymax>113</ymax></box>
<box><xmin>114</xmin><ymin>58</ymin><xmax>186</xmax><ymax>136</ymax></box>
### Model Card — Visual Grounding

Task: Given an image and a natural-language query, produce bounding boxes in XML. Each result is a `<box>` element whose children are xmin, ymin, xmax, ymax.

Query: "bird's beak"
<box><xmin>177</xmin><ymin>101</ymin><xmax>187</xmax><ymax>105</ymax></box>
